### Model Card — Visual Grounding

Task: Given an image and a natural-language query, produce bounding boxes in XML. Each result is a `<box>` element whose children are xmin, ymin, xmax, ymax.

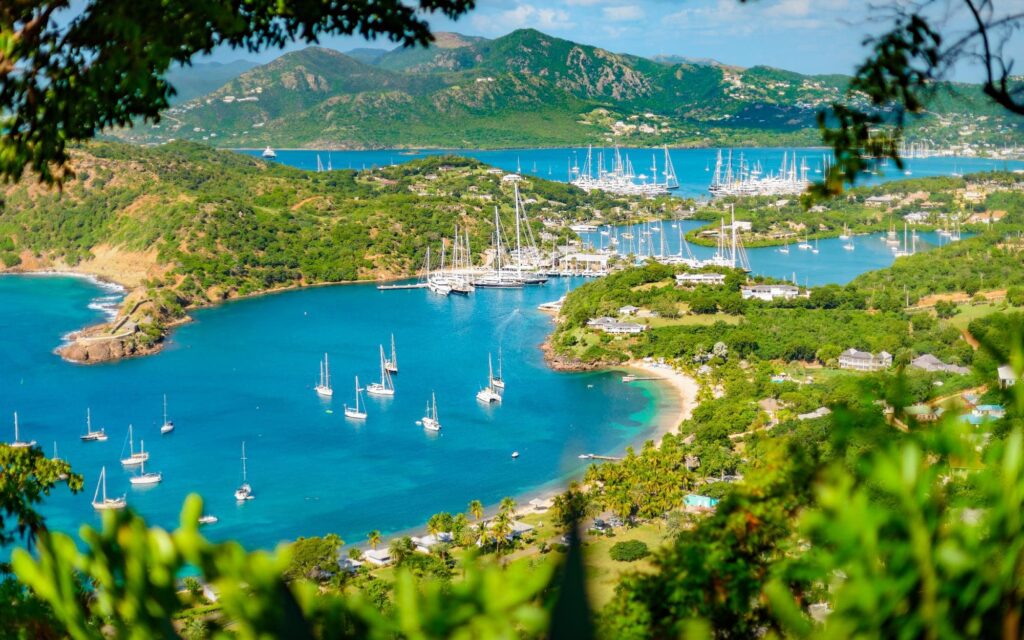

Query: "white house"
<box><xmin>411</xmin><ymin>532</ymin><xmax>453</xmax><ymax>554</ymax></box>
<box><xmin>741</xmin><ymin>284</ymin><xmax>800</xmax><ymax>302</ymax></box>
<box><xmin>587</xmin><ymin>317</ymin><xmax>647</xmax><ymax>335</ymax></box>
<box><xmin>676</xmin><ymin>273</ymin><xmax>726</xmax><ymax>287</ymax></box>
<box><xmin>998</xmin><ymin>365</ymin><xmax>1018</xmax><ymax>388</ymax></box>
<box><xmin>618</xmin><ymin>305</ymin><xmax>640</xmax><ymax>316</ymax></box>
<box><xmin>501</xmin><ymin>173</ymin><xmax>523</xmax><ymax>183</ymax></box>
<box><xmin>910</xmin><ymin>354</ymin><xmax>970</xmax><ymax>375</ymax></box>
<box><xmin>838</xmin><ymin>349</ymin><xmax>893</xmax><ymax>372</ymax></box>
<box><xmin>363</xmin><ymin>548</ymin><xmax>392</xmax><ymax>566</ymax></box>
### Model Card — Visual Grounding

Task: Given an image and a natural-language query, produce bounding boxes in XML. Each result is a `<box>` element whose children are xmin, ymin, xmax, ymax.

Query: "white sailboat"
<box><xmin>843</xmin><ymin>240</ymin><xmax>855</xmax><ymax>251</ymax></box>
<box><xmin>52</xmin><ymin>442</ymin><xmax>68</xmax><ymax>479</ymax></box>
<box><xmin>420</xmin><ymin>392</ymin><xmax>441</xmax><ymax>431</ymax></box>
<box><xmin>234</xmin><ymin>442</ymin><xmax>254</xmax><ymax>501</ymax></box>
<box><xmin>344</xmin><ymin>376</ymin><xmax>368</xmax><ymax>420</ymax></box>
<box><xmin>315</xmin><ymin>352</ymin><xmax>334</xmax><ymax>397</ymax></box>
<box><xmin>80</xmin><ymin>408</ymin><xmax>108</xmax><ymax>442</ymax></box>
<box><xmin>839</xmin><ymin>224</ymin><xmax>851</xmax><ymax>241</ymax></box>
<box><xmin>366</xmin><ymin>345</ymin><xmax>395</xmax><ymax>397</ymax></box>
<box><xmin>119</xmin><ymin>425</ymin><xmax>149</xmax><ymax>467</ymax></box>
<box><xmin>384</xmin><ymin>335</ymin><xmax>398</xmax><ymax>374</ymax></box>
<box><xmin>778</xmin><ymin>242</ymin><xmax>790</xmax><ymax>254</ymax></box>
<box><xmin>476</xmin><ymin>354</ymin><xmax>503</xmax><ymax>404</ymax></box>
<box><xmin>797</xmin><ymin>236</ymin><xmax>813</xmax><ymax>250</ymax></box>
<box><xmin>811</xmin><ymin>239</ymin><xmax>820</xmax><ymax>254</ymax></box>
<box><xmin>9</xmin><ymin>412</ymin><xmax>35</xmax><ymax>448</ymax></box>
<box><xmin>160</xmin><ymin>394</ymin><xmax>175</xmax><ymax>434</ymax></box>
<box><xmin>490</xmin><ymin>348</ymin><xmax>506</xmax><ymax>390</ymax></box>
<box><xmin>91</xmin><ymin>467</ymin><xmax>126</xmax><ymax>510</ymax></box>
<box><xmin>261</xmin><ymin>146</ymin><xmax>276</xmax><ymax>159</ymax></box>
<box><xmin>129</xmin><ymin>452</ymin><xmax>162</xmax><ymax>486</ymax></box>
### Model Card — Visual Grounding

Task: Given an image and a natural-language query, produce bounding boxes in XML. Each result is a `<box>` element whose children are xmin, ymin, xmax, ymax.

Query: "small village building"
<box><xmin>974</xmin><ymin>404</ymin><xmax>1006</xmax><ymax>419</ymax></box>
<box><xmin>998</xmin><ymin>365</ymin><xmax>1017</xmax><ymax>388</ymax></box>
<box><xmin>675</xmin><ymin>272</ymin><xmax>726</xmax><ymax>287</ymax></box>
<box><xmin>411</xmin><ymin>532</ymin><xmax>453</xmax><ymax>554</ymax></box>
<box><xmin>618</xmin><ymin>305</ymin><xmax>640</xmax><ymax>316</ymax></box>
<box><xmin>741</xmin><ymin>284</ymin><xmax>800</xmax><ymax>302</ymax></box>
<box><xmin>838</xmin><ymin>349</ymin><xmax>893</xmax><ymax>372</ymax></box>
<box><xmin>363</xmin><ymin>548</ymin><xmax>392</xmax><ymax>566</ymax></box>
<box><xmin>910</xmin><ymin>354</ymin><xmax>970</xmax><ymax>375</ymax></box>
<box><xmin>501</xmin><ymin>173</ymin><xmax>522</xmax><ymax>183</ymax></box>
<box><xmin>905</xmin><ymin>404</ymin><xmax>941</xmax><ymax>422</ymax></box>
<box><xmin>338</xmin><ymin>557</ymin><xmax>363</xmax><ymax>573</ymax></box>
<box><xmin>586</xmin><ymin>317</ymin><xmax>647</xmax><ymax>335</ymax></box>
<box><xmin>865</xmin><ymin>194</ymin><xmax>899</xmax><ymax>207</ymax></box>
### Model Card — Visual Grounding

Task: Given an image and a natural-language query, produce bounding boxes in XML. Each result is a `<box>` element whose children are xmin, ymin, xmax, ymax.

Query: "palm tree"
<box><xmin>468</xmin><ymin>499</ymin><xmax>483</xmax><ymax>523</ymax></box>
<box><xmin>367</xmin><ymin>530</ymin><xmax>382</xmax><ymax>550</ymax></box>
<box><xmin>491</xmin><ymin>511</ymin><xmax>513</xmax><ymax>557</ymax></box>
<box><xmin>499</xmin><ymin>496</ymin><xmax>516</xmax><ymax>515</ymax></box>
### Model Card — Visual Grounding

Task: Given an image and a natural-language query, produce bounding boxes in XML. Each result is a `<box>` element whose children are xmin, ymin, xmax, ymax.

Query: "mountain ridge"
<box><xmin>117</xmin><ymin>29</ymin><xmax>1018</xmax><ymax>150</ymax></box>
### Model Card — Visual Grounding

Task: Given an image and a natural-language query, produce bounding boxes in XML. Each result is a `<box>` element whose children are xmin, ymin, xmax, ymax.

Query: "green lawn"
<box><xmin>645</xmin><ymin>312</ymin><xmax>742</xmax><ymax>328</ymax></box>
<box><xmin>946</xmin><ymin>302</ymin><xmax>1008</xmax><ymax>330</ymax></box>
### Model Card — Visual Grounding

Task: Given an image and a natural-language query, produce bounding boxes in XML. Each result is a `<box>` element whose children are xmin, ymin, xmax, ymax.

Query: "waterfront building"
<box><xmin>586</xmin><ymin>317</ymin><xmax>648</xmax><ymax>335</ymax></box>
<box><xmin>838</xmin><ymin>349</ymin><xmax>893</xmax><ymax>372</ymax></box>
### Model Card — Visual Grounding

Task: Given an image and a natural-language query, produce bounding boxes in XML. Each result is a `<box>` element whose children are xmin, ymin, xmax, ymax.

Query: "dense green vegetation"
<box><xmin>115</xmin><ymin>29</ymin><xmax>1021</xmax><ymax>151</ymax></box>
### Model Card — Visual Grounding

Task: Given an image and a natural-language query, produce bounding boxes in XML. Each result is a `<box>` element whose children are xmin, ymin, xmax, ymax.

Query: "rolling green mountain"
<box><xmin>119</xmin><ymin>29</ymin><xmax>1019</xmax><ymax>150</ymax></box>
<box><xmin>165</xmin><ymin>60</ymin><xmax>259</xmax><ymax>104</ymax></box>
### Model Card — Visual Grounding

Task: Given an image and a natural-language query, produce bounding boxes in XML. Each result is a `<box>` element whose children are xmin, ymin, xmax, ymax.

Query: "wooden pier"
<box><xmin>578</xmin><ymin>453</ymin><xmax>621</xmax><ymax>461</ymax></box>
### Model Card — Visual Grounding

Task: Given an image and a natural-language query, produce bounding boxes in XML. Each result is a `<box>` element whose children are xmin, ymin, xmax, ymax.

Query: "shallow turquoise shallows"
<box><xmin>1</xmin><ymin>275</ymin><xmax>672</xmax><ymax>553</ymax></box>
<box><xmin>240</xmin><ymin>147</ymin><xmax>1024</xmax><ymax>199</ymax></box>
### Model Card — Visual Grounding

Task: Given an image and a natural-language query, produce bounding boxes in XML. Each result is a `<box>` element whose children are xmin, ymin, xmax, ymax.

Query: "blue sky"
<box><xmin>199</xmin><ymin>0</ymin><xmax>1016</xmax><ymax>81</ymax></box>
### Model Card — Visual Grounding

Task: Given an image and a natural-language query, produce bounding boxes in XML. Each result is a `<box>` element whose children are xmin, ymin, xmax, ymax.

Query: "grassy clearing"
<box><xmin>645</xmin><ymin>313</ymin><xmax>742</xmax><ymax>328</ymax></box>
<box><xmin>946</xmin><ymin>302</ymin><xmax>1009</xmax><ymax>330</ymax></box>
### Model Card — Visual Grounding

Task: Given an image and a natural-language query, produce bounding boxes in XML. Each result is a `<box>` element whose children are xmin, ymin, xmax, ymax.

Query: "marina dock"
<box><xmin>377</xmin><ymin>282</ymin><xmax>428</xmax><ymax>290</ymax></box>
<box><xmin>578</xmin><ymin>453</ymin><xmax>621</xmax><ymax>461</ymax></box>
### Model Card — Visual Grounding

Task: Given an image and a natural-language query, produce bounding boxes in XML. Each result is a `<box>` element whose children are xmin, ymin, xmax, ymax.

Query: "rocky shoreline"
<box><xmin>539</xmin><ymin>336</ymin><xmax>626</xmax><ymax>372</ymax></box>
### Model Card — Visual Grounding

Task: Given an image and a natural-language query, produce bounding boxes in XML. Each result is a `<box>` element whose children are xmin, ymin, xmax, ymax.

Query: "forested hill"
<box><xmin>0</xmin><ymin>141</ymin><xmax>644</xmax><ymax>361</ymax></box>
<box><xmin>115</xmin><ymin>29</ymin><xmax>1018</xmax><ymax>150</ymax></box>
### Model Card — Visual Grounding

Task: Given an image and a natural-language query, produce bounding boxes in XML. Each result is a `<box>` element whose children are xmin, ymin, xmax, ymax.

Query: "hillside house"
<box><xmin>838</xmin><ymin>349</ymin><xmax>893</xmax><ymax>372</ymax></box>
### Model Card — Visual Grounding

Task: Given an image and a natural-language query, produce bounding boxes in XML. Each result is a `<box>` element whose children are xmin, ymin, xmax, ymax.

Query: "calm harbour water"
<box><xmin>239</xmin><ymin>146</ymin><xmax>1024</xmax><ymax>199</ymax></box>
<box><xmin>1</xmin><ymin>276</ymin><xmax>666</xmax><ymax>553</ymax></box>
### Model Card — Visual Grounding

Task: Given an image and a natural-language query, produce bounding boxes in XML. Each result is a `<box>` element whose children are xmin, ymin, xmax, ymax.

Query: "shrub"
<box><xmin>609</xmin><ymin>540</ymin><xmax>650</xmax><ymax>562</ymax></box>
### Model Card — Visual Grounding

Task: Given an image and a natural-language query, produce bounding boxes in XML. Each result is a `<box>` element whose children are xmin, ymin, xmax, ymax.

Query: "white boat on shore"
<box><xmin>80</xmin><ymin>408</ymin><xmax>108</xmax><ymax>442</ymax></box>
<box><xmin>92</xmin><ymin>467</ymin><xmax>126</xmax><ymax>510</ymax></box>
<box><xmin>315</xmin><ymin>352</ymin><xmax>334</xmax><ymax>397</ymax></box>
<box><xmin>366</xmin><ymin>345</ymin><xmax>395</xmax><ymax>397</ymax></box>
<box><xmin>344</xmin><ymin>376</ymin><xmax>368</xmax><ymax>420</ymax></box>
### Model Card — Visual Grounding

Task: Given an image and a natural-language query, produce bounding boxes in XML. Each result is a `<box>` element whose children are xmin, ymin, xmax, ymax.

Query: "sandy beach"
<box><xmin>623</xmin><ymin>359</ymin><xmax>699</xmax><ymax>443</ymax></box>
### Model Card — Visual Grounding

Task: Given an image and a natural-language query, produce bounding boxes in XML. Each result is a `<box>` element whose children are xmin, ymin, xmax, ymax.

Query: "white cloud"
<box><xmin>603</xmin><ymin>5</ymin><xmax>645</xmax><ymax>22</ymax></box>
<box><xmin>471</xmin><ymin>3</ymin><xmax>575</xmax><ymax>32</ymax></box>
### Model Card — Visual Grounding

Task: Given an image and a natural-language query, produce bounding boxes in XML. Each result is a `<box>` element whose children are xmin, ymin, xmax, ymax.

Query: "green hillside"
<box><xmin>116</xmin><ymin>29</ymin><xmax>1022</xmax><ymax>150</ymax></box>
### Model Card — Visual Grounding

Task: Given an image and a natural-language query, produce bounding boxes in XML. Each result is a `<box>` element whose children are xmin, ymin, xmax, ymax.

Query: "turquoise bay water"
<box><xmin>240</xmin><ymin>147</ymin><xmax>1024</xmax><ymax>199</ymax></box>
<box><xmin>1</xmin><ymin>276</ymin><xmax>661</xmax><ymax>552</ymax></box>
<box><xmin>579</xmin><ymin>221</ymin><xmax>972</xmax><ymax>286</ymax></box>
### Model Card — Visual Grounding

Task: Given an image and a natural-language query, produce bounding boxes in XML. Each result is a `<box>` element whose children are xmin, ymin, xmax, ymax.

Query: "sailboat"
<box><xmin>119</xmin><ymin>425</ymin><xmax>149</xmax><ymax>467</ymax></box>
<box><xmin>366</xmin><ymin>345</ymin><xmax>395</xmax><ymax>397</ymax></box>
<box><xmin>384</xmin><ymin>335</ymin><xmax>398</xmax><ymax>374</ymax></box>
<box><xmin>315</xmin><ymin>353</ymin><xmax>334</xmax><ymax>397</ymax></box>
<box><xmin>843</xmin><ymin>240</ymin><xmax>855</xmax><ymax>251</ymax></box>
<box><xmin>234</xmin><ymin>442</ymin><xmax>254</xmax><ymax>501</ymax></box>
<box><xmin>344</xmin><ymin>376</ymin><xmax>368</xmax><ymax>420</ymax></box>
<box><xmin>797</xmin><ymin>236</ymin><xmax>813</xmax><ymax>250</ymax></box>
<box><xmin>9</xmin><ymin>412</ymin><xmax>35</xmax><ymax>448</ymax></box>
<box><xmin>261</xmin><ymin>146</ymin><xmax>276</xmax><ymax>159</ymax></box>
<box><xmin>476</xmin><ymin>354</ymin><xmax>503</xmax><ymax>404</ymax></box>
<box><xmin>129</xmin><ymin>451</ymin><xmax>162</xmax><ymax>486</ymax></box>
<box><xmin>778</xmin><ymin>242</ymin><xmax>790</xmax><ymax>254</ymax></box>
<box><xmin>160</xmin><ymin>395</ymin><xmax>174</xmax><ymax>434</ymax></box>
<box><xmin>839</xmin><ymin>224</ymin><xmax>851</xmax><ymax>241</ymax></box>
<box><xmin>811</xmin><ymin>239</ymin><xmax>820</xmax><ymax>254</ymax></box>
<box><xmin>80</xmin><ymin>408</ymin><xmax>108</xmax><ymax>442</ymax></box>
<box><xmin>91</xmin><ymin>467</ymin><xmax>126</xmax><ymax>510</ymax></box>
<box><xmin>490</xmin><ymin>348</ymin><xmax>506</xmax><ymax>390</ymax></box>
<box><xmin>420</xmin><ymin>392</ymin><xmax>441</xmax><ymax>431</ymax></box>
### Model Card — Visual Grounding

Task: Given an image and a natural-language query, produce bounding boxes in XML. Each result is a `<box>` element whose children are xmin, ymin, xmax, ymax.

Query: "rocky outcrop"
<box><xmin>58</xmin><ymin>328</ymin><xmax>161</xmax><ymax>364</ymax></box>
<box><xmin>540</xmin><ymin>337</ymin><xmax>623</xmax><ymax>372</ymax></box>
